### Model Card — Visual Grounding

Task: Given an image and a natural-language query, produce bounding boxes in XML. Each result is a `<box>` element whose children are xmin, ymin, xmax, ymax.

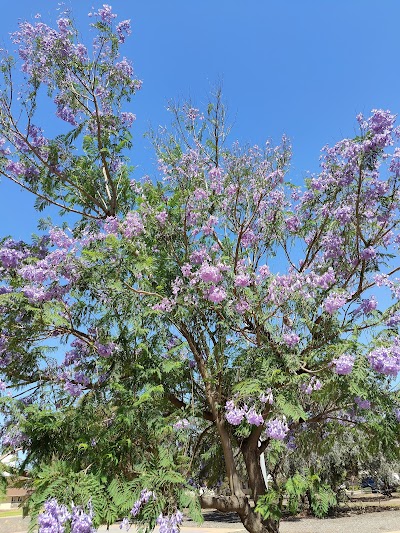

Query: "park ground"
<box><xmin>1</xmin><ymin>493</ymin><xmax>400</xmax><ymax>533</ymax></box>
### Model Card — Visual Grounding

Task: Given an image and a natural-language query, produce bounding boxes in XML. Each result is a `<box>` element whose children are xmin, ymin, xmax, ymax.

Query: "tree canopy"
<box><xmin>0</xmin><ymin>6</ymin><xmax>399</xmax><ymax>533</ymax></box>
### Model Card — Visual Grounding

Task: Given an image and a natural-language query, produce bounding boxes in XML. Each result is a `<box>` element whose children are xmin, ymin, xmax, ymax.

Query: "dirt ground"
<box><xmin>2</xmin><ymin>496</ymin><xmax>400</xmax><ymax>533</ymax></box>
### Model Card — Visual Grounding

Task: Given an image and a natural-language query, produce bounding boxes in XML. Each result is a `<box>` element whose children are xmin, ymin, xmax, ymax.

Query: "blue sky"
<box><xmin>1</xmin><ymin>0</ymin><xmax>400</xmax><ymax>238</ymax></box>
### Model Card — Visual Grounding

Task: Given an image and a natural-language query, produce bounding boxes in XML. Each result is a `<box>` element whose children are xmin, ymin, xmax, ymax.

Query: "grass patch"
<box><xmin>0</xmin><ymin>509</ymin><xmax>23</xmax><ymax>517</ymax></box>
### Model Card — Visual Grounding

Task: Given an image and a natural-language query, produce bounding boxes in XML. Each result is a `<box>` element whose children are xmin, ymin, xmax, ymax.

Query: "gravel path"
<box><xmin>2</xmin><ymin>509</ymin><xmax>400</xmax><ymax>533</ymax></box>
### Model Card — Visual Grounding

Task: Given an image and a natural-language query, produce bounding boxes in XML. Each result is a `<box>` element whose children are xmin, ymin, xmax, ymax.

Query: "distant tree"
<box><xmin>0</xmin><ymin>6</ymin><xmax>399</xmax><ymax>533</ymax></box>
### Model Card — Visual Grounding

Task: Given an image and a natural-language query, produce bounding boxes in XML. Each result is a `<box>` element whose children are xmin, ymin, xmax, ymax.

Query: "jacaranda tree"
<box><xmin>0</xmin><ymin>6</ymin><xmax>399</xmax><ymax>533</ymax></box>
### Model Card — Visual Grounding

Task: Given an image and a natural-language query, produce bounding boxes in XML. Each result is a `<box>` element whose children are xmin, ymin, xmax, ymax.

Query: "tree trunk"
<box><xmin>241</xmin><ymin>439</ymin><xmax>267</xmax><ymax>503</ymax></box>
<box><xmin>200</xmin><ymin>494</ymin><xmax>279</xmax><ymax>533</ymax></box>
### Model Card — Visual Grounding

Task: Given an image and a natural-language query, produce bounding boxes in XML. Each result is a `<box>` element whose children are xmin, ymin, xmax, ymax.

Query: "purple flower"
<box><xmin>332</xmin><ymin>353</ymin><xmax>355</xmax><ymax>375</ymax></box>
<box><xmin>209</xmin><ymin>166</ymin><xmax>224</xmax><ymax>194</ymax></box>
<box><xmin>395</xmin><ymin>408</ymin><xmax>400</xmax><ymax>422</ymax></box>
<box><xmin>354</xmin><ymin>396</ymin><xmax>371</xmax><ymax>409</ymax></box>
<box><xmin>5</xmin><ymin>160</ymin><xmax>26</xmax><ymax>176</ymax></box>
<box><xmin>90</xmin><ymin>4</ymin><xmax>117</xmax><ymax>24</ymax></box>
<box><xmin>181</xmin><ymin>263</ymin><xmax>192</xmax><ymax>277</ymax></box>
<box><xmin>153</xmin><ymin>298</ymin><xmax>175</xmax><ymax>312</ymax></box>
<box><xmin>235</xmin><ymin>299</ymin><xmax>250</xmax><ymax>314</ymax></box>
<box><xmin>241</xmin><ymin>230</ymin><xmax>257</xmax><ymax>247</ymax></box>
<box><xmin>173</xmin><ymin>418</ymin><xmax>190</xmax><ymax>430</ymax></box>
<box><xmin>120</xmin><ymin>112</ymin><xmax>136</xmax><ymax>126</ymax></box>
<box><xmin>257</xmin><ymin>265</ymin><xmax>270</xmax><ymax>280</ymax></box>
<box><xmin>119</xmin><ymin>517</ymin><xmax>130</xmax><ymax>531</ymax></box>
<box><xmin>198</xmin><ymin>263</ymin><xmax>222</xmax><ymax>283</ymax></box>
<box><xmin>130</xmin><ymin>489</ymin><xmax>156</xmax><ymax>517</ymax></box>
<box><xmin>285</xmin><ymin>216</ymin><xmax>300</xmax><ymax>232</ymax></box>
<box><xmin>321</xmin><ymin>232</ymin><xmax>344</xmax><ymax>259</ymax></box>
<box><xmin>360</xmin><ymin>296</ymin><xmax>377</xmax><ymax>314</ymax></box>
<box><xmin>1</xmin><ymin>429</ymin><xmax>28</xmax><ymax>449</ymax></box>
<box><xmin>368</xmin><ymin>109</ymin><xmax>396</xmax><ymax>135</ymax></box>
<box><xmin>367</xmin><ymin>346</ymin><xmax>400</xmax><ymax>377</ymax></box>
<box><xmin>323</xmin><ymin>293</ymin><xmax>347</xmax><ymax>314</ymax></box>
<box><xmin>115</xmin><ymin>58</ymin><xmax>134</xmax><ymax>78</ymax></box>
<box><xmin>360</xmin><ymin>247</ymin><xmax>376</xmax><ymax>261</ymax></box>
<box><xmin>186</xmin><ymin>107</ymin><xmax>201</xmax><ymax>121</ymax></box>
<box><xmin>56</xmin><ymin>105</ymin><xmax>78</xmax><ymax>125</ymax></box>
<box><xmin>260</xmin><ymin>388</ymin><xmax>273</xmax><ymax>404</ymax></box>
<box><xmin>201</xmin><ymin>215</ymin><xmax>218</xmax><ymax>236</ymax></box>
<box><xmin>95</xmin><ymin>341</ymin><xmax>115</xmax><ymax>357</ymax></box>
<box><xmin>386</xmin><ymin>313</ymin><xmax>400</xmax><ymax>327</ymax></box>
<box><xmin>245</xmin><ymin>409</ymin><xmax>264</xmax><ymax>426</ymax></box>
<box><xmin>266</xmin><ymin>417</ymin><xmax>289</xmax><ymax>440</ymax></box>
<box><xmin>189</xmin><ymin>248</ymin><xmax>210</xmax><ymax>265</ymax></box>
<box><xmin>103</xmin><ymin>217</ymin><xmax>119</xmax><ymax>234</ymax></box>
<box><xmin>301</xmin><ymin>376</ymin><xmax>322</xmax><ymax>394</ymax></box>
<box><xmin>334</xmin><ymin>206</ymin><xmax>352</xmax><ymax>224</ymax></box>
<box><xmin>57</xmin><ymin>18</ymin><xmax>72</xmax><ymax>35</ymax></box>
<box><xmin>49</xmin><ymin>227</ymin><xmax>75</xmax><ymax>249</ymax></box>
<box><xmin>70</xmin><ymin>502</ymin><xmax>96</xmax><ymax>533</ymax></box>
<box><xmin>64</xmin><ymin>381</ymin><xmax>83</xmax><ymax>397</ymax></box>
<box><xmin>283</xmin><ymin>332</ymin><xmax>300</xmax><ymax>347</ymax></box>
<box><xmin>207</xmin><ymin>286</ymin><xmax>226</xmax><ymax>303</ymax></box>
<box><xmin>225</xmin><ymin>401</ymin><xmax>245</xmax><ymax>425</ymax></box>
<box><xmin>193</xmin><ymin>188</ymin><xmax>208</xmax><ymax>200</ymax></box>
<box><xmin>116</xmin><ymin>20</ymin><xmax>132</xmax><ymax>43</ymax></box>
<box><xmin>155</xmin><ymin>211</ymin><xmax>168</xmax><ymax>225</ymax></box>
<box><xmin>0</xmin><ymin>246</ymin><xmax>25</xmax><ymax>268</ymax></box>
<box><xmin>122</xmin><ymin>212</ymin><xmax>144</xmax><ymax>238</ymax></box>
<box><xmin>38</xmin><ymin>499</ymin><xmax>70</xmax><ymax>533</ymax></box>
<box><xmin>157</xmin><ymin>510</ymin><xmax>183</xmax><ymax>533</ymax></box>
<box><xmin>22</xmin><ymin>285</ymin><xmax>47</xmax><ymax>303</ymax></box>
<box><xmin>234</xmin><ymin>274</ymin><xmax>251</xmax><ymax>287</ymax></box>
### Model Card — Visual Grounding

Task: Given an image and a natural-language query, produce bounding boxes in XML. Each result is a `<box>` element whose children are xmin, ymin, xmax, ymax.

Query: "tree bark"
<box><xmin>200</xmin><ymin>494</ymin><xmax>279</xmax><ymax>533</ymax></box>
<box><xmin>241</xmin><ymin>438</ymin><xmax>267</xmax><ymax>504</ymax></box>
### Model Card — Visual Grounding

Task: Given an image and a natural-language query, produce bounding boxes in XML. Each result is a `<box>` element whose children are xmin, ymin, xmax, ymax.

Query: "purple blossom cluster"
<box><xmin>225</xmin><ymin>400</ymin><xmax>264</xmax><ymax>426</ymax></box>
<box><xmin>153</xmin><ymin>297</ymin><xmax>176</xmax><ymax>313</ymax></box>
<box><xmin>38</xmin><ymin>499</ymin><xmax>96</xmax><ymax>533</ymax></box>
<box><xmin>332</xmin><ymin>353</ymin><xmax>355</xmax><ymax>375</ymax></box>
<box><xmin>282</xmin><ymin>332</ymin><xmax>300</xmax><ymax>347</ymax></box>
<box><xmin>266</xmin><ymin>269</ymin><xmax>333</xmax><ymax>305</ymax></box>
<box><xmin>63</xmin><ymin>381</ymin><xmax>83</xmax><ymax>397</ymax></box>
<box><xmin>179</xmin><ymin>256</ymin><xmax>230</xmax><ymax>305</ymax></box>
<box><xmin>173</xmin><ymin>418</ymin><xmax>190</xmax><ymax>430</ymax></box>
<box><xmin>259</xmin><ymin>389</ymin><xmax>274</xmax><ymax>404</ymax></box>
<box><xmin>156</xmin><ymin>510</ymin><xmax>184</xmax><ymax>533</ymax></box>
<box><xmin>116</xmin><ymin>20</ymin><xmax>132</xmax><ymax>43</ymax></box>
<box><xmin>359</xmin><ymin>296</ymin><xmax>377</xmax><ymax>315</ymax></box>
<box><xmin>354</xmin><ymin>396</ymin><xmax>371</xmax><ymax>409</ymax></box>
<box><xmin>301</xmin><ymin>376</ymin><xmax>322</xmax><ymax>395</ymax></box>
<box><xmin>89</xmin><ymin>4</ymin><xmax>117</xmax><ymax>25</ymax></box>
<box><xmin>386</xmin><ymin>313</ymin><xmax>400</xmax><ymax>327</ymax></box>
<box><xmin>225</xmin><ymin>400</ymin><xmax>247</xmax><ymax>425</ymax></box>
<box><xmin>1</xmin><ymin>428</ymin><xmax>28</xmax><ymax>449</ymax></box>
<box><xmin>367</xmin><ymin>344</ymin><xmax>400</xmax><ymax>377</ymax></box>
<box><xmin>94</xmin><ymin>341</ymin><xmax>115</xmax><ymax>358</ymax></box>
<box><xmin>322</xmin><ymin>292</ymin><xmax>348</xmax><ymax>314</ymax></box>
<box><xmin>38</xmin><ymin>498</ymin><xmax>70</xmax><ymax>533</ymax></box>
<box><xmin>121</xmin><ymin>212</ymin><xmax>144</xmax><ymax>238</ymax></box>
<box><xmin>0</xmin><ymin>239</ymin><xmax>30</xmax><ymax>268</ymax></box>
<box><xmin>265</xmin><ymin>417</ymin><xmax>289</xmax><ymax>440</ymax></box>
<box><xmin>130</xmin><ymin>489</ymin><xmax>156</xmax><ymax>517</ymax></box>
<box><xmin>70</xmin><ymin>502</ymin><xmax>96</xmax><ymax>533</ymax></box>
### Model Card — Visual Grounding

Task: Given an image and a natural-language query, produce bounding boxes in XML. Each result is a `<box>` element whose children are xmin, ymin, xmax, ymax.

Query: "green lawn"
<box><xmin>0</xmin><ymin>509</ymin><xmax>23</xmax><ymax>517</ymax></box>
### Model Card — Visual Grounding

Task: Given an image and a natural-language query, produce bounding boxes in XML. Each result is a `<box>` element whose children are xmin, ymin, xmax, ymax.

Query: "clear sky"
<box><xmin>1</xmin><ymin>0</ymin><xmax>400</xmax><ymax>238</ymax></box>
